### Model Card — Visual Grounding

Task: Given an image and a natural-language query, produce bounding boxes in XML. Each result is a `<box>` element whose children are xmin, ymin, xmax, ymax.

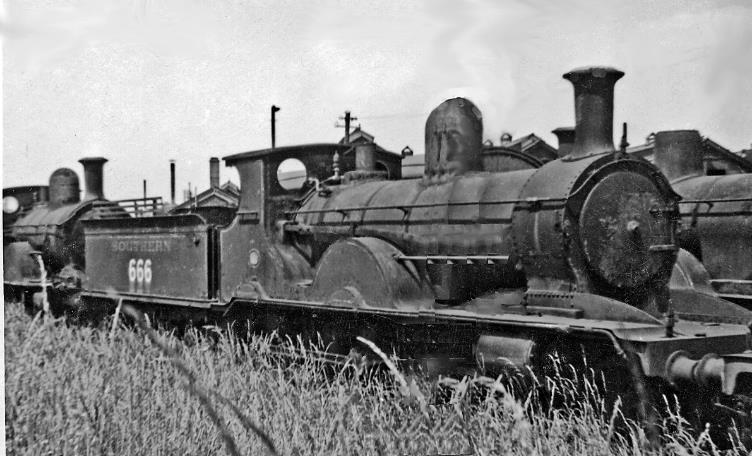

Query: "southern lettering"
<box><xmin>111</xmin><ymin>239</ymin><xmax>171</xmax><ymax>253</ymax></box>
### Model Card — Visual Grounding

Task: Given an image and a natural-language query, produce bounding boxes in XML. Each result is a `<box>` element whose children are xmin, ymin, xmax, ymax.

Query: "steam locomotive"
<box><xmin>3</xmin><ymin>159</ymin><xmax>111</xmax><ymax>305</ymax></box>
<box><xmin>522</xmin><ymin>127</ymin><xmax>752</xmax><ymax>312</ymax></box>
<box><xmin>5</xmin><ymin>66</ymin><xmax>752</xmax><ymax>435</ymax></box>
<box><xmin>650</xmin><ymin>131</ymin><xmax>752</xmax><ymax>309</ymax></box>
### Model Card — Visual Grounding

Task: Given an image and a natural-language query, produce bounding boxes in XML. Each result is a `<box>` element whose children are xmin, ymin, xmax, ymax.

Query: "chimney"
<box><xmin>653</xmin><ymin>130</ymin><xmax>704</xmax><ymax>182</ymax></box>
<box><xmin>209</xmin><ymin>157</ymin><xmax>220</xmax><ymax>188</ymax></box>
<box><xmin>551</xmin><ymin>127</ymin><xmax>576</xmax><ymax>158</ymax></box>
<box><xmin>169</xmin><ymin>160</ymin><xmax>176</xmax><ymax>204</ymax></box>
<box><xmin>562</xmin><ymin>67</ymin><xmax>624</xmax><ymax>159</ymax></box>
<box><xmin>78</xmin><ymin>157</ymin><xmax>108</xmax><ymax>201</ymax></box>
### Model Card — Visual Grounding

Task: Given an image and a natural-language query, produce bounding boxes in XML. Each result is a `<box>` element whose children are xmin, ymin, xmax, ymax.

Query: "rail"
<box><xmin>92</xmin><ymin>197</ymin><xmax>166</xmax><ymax>219</ymax></box>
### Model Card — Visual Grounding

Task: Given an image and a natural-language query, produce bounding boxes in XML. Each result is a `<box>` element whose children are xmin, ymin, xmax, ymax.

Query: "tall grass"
<box><xmin>4</xmin><ymin>302</ymin><xmax>747</xmax><ymax>455</ymax></box>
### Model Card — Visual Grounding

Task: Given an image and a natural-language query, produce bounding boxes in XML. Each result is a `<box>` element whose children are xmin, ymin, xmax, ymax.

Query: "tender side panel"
<box><xmin>84</xmin><ymin>215</ymin><xmax>216</xmax><ymax>300</ymax></box>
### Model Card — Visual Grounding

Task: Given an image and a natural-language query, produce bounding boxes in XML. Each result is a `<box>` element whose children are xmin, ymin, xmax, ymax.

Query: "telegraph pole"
<box><xmin>271</xmin><ymin>105</ymin><xmax>281</xmax><ymax>149</ymax></box>
<box><xmin>336</xmin><ymin>111</ymin><xmax>358</xmax><ymax>144</ymax></box>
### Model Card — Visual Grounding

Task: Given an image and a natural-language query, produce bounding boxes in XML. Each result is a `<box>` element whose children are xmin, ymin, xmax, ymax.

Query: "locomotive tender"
<box><xmin>78</xmin><ymin>66</ymin><xmax>752</xmax><ymax>414</ymax></box>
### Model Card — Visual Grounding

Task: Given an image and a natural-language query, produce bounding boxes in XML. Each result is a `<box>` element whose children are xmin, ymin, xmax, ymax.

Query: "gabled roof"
<box><xmin>339</xmin><ymin>127</ymin><xmax>402</xmax><ymax>158</ymax></box>
<box><xmin>339</xmin><ymin>126</ymin><xmax>374</xmax><ymax>145</ymax></box>
<box><xmin>219</xmin><ymin>180</ymin><xmax>239</xmax><ymax>196</ymax></box>
<box><xmin>173</xmin><ymin>185</ymin><xmax>239</xmax><ymax>211</ymax></box>
<box><xmin>499</xmin><ymin>133</ymin><xmax>558</xmax><ymax>161</ymax></box>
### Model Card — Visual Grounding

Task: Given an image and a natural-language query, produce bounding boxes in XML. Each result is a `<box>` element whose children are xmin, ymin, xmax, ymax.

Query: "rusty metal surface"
<box><xmin>674</xmin><ymin>173</ymin><xmax>752</xmax><ymax>285</ymax></box>
<box><xmin>290</xmin><ymin>170</ymin><xmax>536</xmax><ymax>301</ymax></box>
<box><xmin>579</xmin><ymin>170</ymin><xmax>673</xmax><ymax>289</ymax></box>
<box><xmin>309</xmin><ymin>237</ymin><xmax>429</xmax><ymax>309</ymax></box>
<box><xmin>562</xmin><ymin>67</ymin><xmax>624</xmax><ymax>159</ymax></box>
<box><xmin>424</xmin><ymin>98</ymin><xmax>483</xmax><ymax>181</ymax></box>
<box><xmin>511</xmin><ymin>154</ymin><xmax>601</xmax><ymax>286</ymax></box>
<box><xmin>84</xmin><ymin>214</ymin><xmax>217</xmax><ymax>300</ymax></box>
<box><xmin>512</xmin><ymin>155</ymin><xmax>678</xmax><ymax>309</ymax></box>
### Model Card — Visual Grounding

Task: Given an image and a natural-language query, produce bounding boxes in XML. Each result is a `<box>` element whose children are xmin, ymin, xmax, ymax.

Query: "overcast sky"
<box><xmin>3</xmin><ymin>0</ymin><xmax>751</xmax><ymax>201</ymax></box>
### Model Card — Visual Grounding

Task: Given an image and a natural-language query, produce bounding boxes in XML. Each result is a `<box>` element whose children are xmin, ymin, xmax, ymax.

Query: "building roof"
<box><xmin>339</xmin><ymin>126</ymin><xmax>374</xmax><ymax>145</ymax></box>
<box><xmin>498</xmin><ymin>133</ymin><xmax>558</xmax><ymax>162</ymax></box>
<box><xmin>173</xmin><ymin>184</ymin><xmax>239</xmax><ymax>211</ymax></box>
<box><xmin>339</xmin><ymin>126</ymin><xmax>402</xmax><ymax>158</ymax></box>
<box><xmin>629</xmin><ymin>133</ymin><xmax>752</xmax><ymax>173</ymax></box>
<box><xmin>219</xmin><ymin>180</ymin><xmax>239</xmax><ymax>196</ymax></box>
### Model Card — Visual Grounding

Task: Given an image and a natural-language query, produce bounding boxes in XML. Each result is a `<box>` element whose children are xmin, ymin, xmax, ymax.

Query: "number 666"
<box><xmin>128</xmin><ymin>258</ymin><xmax>152</xmax><ymax>291</ymax></box>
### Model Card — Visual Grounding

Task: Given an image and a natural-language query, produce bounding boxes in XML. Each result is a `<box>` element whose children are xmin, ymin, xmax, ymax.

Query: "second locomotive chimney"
<box><xmin>551</xmin><ymin>127</ymin><xmax>576</xmax><ymax>158</ymax></box>
<box><xmin>209</xmin><ymin>157</ymin><xmax>220</xmax><ymax>188</ymax></box>
<box><xmin>78</xmin><ymin>157</ymin><xmax>108</xmax><ymax>201</ymax></box>
<box><xmin>563</xmin><ymin>67</ymin><xmax>624</xmax><ymax>159</ymax></box>
<box><xmin>653</xmin><ymin>130</ymin><xmax>705</xmax><ymax>182</ymax></box>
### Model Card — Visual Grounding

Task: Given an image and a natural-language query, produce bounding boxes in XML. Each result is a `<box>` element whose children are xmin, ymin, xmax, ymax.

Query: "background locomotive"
<box><xmin>650</xmin><ymin>130</ymin><xmax>752</xmax><ymax>308</ymax></box>
<box><xmin>545</xmin><ymin>127</ymin><xmax>752</xmax><ymax>311</ymax></box>
<box><xmin>3</xmin><ymin>185</ymin><xmax>48</xmax><ymax>231</ymax></box>
<box><xmin>4</xmin><ymin>158</ymin><xmax>110</xmax><ymax>303</ymax></box>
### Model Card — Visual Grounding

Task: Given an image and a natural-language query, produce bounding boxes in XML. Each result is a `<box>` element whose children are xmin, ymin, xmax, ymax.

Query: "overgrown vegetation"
<box><xmin>4</xmin><ymin>302</ymin><xmax>748</xmax><ymax>455</ymax></box>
